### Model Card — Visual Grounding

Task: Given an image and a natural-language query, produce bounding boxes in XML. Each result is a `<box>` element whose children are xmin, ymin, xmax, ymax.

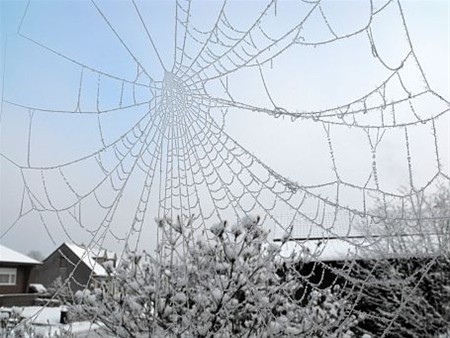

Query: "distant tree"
<box><xmin>74</xmin><ymin>216</ymin><xmax>363</xmax><ymax>338</ymax></box>
<box><xmin>27</xmin><ymin>250</ymin><xmax>44</xmax><ymax>261</ymax></box>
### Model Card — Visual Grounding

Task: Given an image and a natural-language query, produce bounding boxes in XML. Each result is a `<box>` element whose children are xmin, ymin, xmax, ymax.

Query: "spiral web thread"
<box><xmin>0</xmin><ymin>0</ymin><xmax>449</xmax><ymax>336</ymax></box>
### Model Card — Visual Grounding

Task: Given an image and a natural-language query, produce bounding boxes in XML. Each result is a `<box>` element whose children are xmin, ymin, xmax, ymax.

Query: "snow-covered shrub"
<box><xmin>3</xmin><ymin>314</ymin><xmax>75</xmax><ymax>338</ymax></box>
<box><xmin>76</xmin><ymin>216</ymin><xmax>362</xmax><ymax>337</ymax></box>
<box><xmin>349</xmin><ymin>256</ymin><xmax>450</xmax><ymax>338</ymax></box>
<box><xmin>47</xmin><ymin>276</ymin><xmax>73</xmax><ymax>303</ymax></box>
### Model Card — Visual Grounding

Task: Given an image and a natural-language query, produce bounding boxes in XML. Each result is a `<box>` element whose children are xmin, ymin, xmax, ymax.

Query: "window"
<box><xmin>0</xmin><ymin>268</ymin><xmax>17</xmax><ymax>286</ymax></box>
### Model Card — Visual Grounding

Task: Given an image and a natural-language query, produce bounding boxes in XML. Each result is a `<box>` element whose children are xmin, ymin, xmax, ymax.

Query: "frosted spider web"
<box><xmin>0</xmin><ymin>0</ymin><xmax>449</xmax><ymax>336</ymax></box>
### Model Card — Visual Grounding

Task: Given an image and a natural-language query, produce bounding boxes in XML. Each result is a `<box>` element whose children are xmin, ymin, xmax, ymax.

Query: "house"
<box><xmin>93</xmin><ymin>248</ymin><xmax>117</xmax><ymax>268</ymax></box>
<box><xmin>31</xmin><ymin>243</ymin><xmax>116</xmax><ymax>293</ymax></box>
<box><xmin>0</xmin><ymin>244</ymin><xmax>41</xmax><ymax>295</ymax></box>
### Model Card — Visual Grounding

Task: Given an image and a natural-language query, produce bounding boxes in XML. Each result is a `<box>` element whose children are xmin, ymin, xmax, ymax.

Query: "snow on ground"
<box><xmin>1</xmin><ymin>306</ymin><xmax>101</xmax><ymax>337</ymax></box>
<box><xmin>18</xmin><ymin>306</ymin><xmax>62</xmax><ymax>324</ymax></box>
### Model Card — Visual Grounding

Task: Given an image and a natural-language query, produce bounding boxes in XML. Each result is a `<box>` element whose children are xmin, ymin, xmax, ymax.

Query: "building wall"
<box><xmin>0</xmin><ymin>264</ymin><xmax>32</xmax><ymax>294</ymax></box>
<box><xmin>30</xmin><ymin>245</ymin><xmax>97</xmax><ymax>293</ymax></box>
<box><xmin>0</xmin><ymin>294</ymin><xmax>37</xmax><ymax>307</ymax></box>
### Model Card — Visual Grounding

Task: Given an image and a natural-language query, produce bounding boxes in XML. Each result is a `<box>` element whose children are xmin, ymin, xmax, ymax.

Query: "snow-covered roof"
<box><xmin>0</xmin><ymin>244</ymin><xmax>41</xmax><ymax>265</ymax></box>
<box><xmin>279</xmin><ymin>239</ymin><xmax>362</xmax><ymax>262</ymax></box>
<box><xmin>29</xmin><ymin>283</ymin><xmax>47</xmax><ymax>294</ymax></box>
<box><xmin>64</xmin><ymin>243</ymin><xmax>110</xmax><ymax>277</ymax></box>
<box><xmin>273</xmin><ymin>212</ymin><xmax>448</xmax><ymax>262</ymax></box>
<box><xmin>273</xmin><ymin>213</ymin><xmax>363</xmax><ymax>241</ymax></box>
<box><xmin>278</xmin><ymin>233</ymin><xmax>446</xmax><ymax>262</ymax></box>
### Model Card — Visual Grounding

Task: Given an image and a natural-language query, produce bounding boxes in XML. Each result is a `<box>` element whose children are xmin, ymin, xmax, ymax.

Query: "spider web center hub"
<box><xmin>161</xmin><ymin>71</ymin><xmax>192</xmax><ymax>118</ymax></box>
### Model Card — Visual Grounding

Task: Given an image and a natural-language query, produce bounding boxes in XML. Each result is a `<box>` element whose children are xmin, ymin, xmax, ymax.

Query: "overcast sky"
<box><xmin>1</xmin><ymin>0</ymin><xmax>449</xmax><ymax>258</ymax></box>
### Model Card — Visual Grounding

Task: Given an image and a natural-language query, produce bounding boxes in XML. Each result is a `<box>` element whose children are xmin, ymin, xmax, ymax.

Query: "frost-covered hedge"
<box><xmin>349</xmin><ymin>185</ymin><xmax>450</xmax><ymax>338</ymax></box>
<box><xmin>75</xmin><ymin>216</ymin><xmax>363</xmax><ymax>337</ymax></box>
